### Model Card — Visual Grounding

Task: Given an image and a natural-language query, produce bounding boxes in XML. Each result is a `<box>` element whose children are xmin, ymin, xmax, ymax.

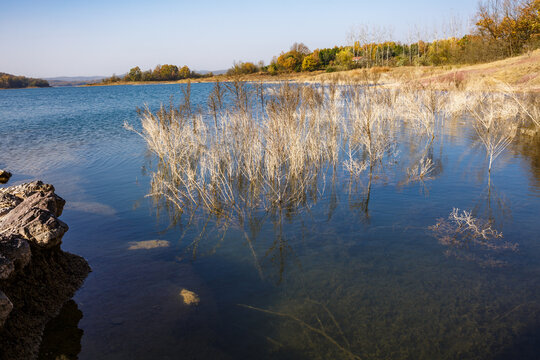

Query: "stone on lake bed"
<box><xmin>180</xmin><ymin>289</ymin><xmax>200</xmax><ymax>306</ymax></box>
<box><xmin>110</xmin><ymin>317</ymin><xmax>124</xmax><ymax>325</ymax></box>
<box><xmin>127</xmin><ymin>240</ymin><xmax>170</xmax><ymax>250</ymax></box>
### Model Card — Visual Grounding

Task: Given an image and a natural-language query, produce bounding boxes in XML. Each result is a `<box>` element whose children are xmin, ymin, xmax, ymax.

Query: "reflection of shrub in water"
<box><xmin>430</xmin><ymin>208</ymin><xmax>518</xmax><ymax>266</ymax></box>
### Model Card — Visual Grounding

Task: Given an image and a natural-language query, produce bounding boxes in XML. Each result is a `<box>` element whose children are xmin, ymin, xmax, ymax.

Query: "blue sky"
<box><xmin>0</xmin><ymin>0</ymin><xmax>479</xmax><ymax>77</ymax></box>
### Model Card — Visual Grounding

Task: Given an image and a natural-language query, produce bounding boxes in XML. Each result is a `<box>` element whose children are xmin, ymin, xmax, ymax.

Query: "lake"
<box><xmin>1</xmin><ymin>83</ymin><xmax>539</xmax><ymax>359</ymax></box>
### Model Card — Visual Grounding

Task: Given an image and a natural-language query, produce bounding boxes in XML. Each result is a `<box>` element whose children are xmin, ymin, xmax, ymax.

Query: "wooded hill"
<box><xmin>0</xmin><ymin>73</ymin><xmax>50</xmax><ymax>89</ymax></box>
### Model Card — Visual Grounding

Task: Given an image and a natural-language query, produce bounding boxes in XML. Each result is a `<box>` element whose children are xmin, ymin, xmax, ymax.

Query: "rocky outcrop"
<box><xmin>0</xmin><ymin>170</ymin><xmax>11</xmax><ymax>184</ymax></box>
<box><xmin>0</xmin><ymin>181</ymin><xmax>90</xmax><ymax>360</ymax></box>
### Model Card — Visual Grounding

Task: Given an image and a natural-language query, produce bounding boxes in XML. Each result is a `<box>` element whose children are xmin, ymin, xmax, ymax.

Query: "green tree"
<box><xmin>159</xmin><ymin>64</ymin><xmax>179</xmax><ymax>80</ymax></box>
<box><xmin>127</xmin><ymin>66</ymin><xmax>142</xmax><ymax>81</ymax></box>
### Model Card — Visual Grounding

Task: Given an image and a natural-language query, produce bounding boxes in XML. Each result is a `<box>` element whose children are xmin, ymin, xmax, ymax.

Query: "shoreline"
<box><xmin>82</xmin><ymin>50</ymin><xmax>540</xmax><ymax>92</ymax></box>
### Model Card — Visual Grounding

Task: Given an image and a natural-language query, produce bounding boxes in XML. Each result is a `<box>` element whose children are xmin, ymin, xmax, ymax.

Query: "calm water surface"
<box><xmin>1</xmin><ymin>84</ymin><xmax>539</xmax><ymax>359</ymax></box>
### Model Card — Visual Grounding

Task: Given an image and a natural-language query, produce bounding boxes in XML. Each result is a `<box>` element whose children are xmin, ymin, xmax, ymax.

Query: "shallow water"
<box><xmin>1</xmin><ymin>84</ymin><xmax>539</xmax><ymax>359</ymax></box>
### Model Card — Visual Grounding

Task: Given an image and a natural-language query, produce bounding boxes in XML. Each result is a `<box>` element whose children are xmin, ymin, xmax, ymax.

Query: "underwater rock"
<box><xmin>0</xmin><ymin>181</ymin><xmax>90</xmax><ymax>360</ymax></box>
<box><xmin>180</xmin><ymin>289</ymin><xmax>200</xmax><ymax>306</ymax></box>
<box><xmin>128</xmin><ymin>240</ymin><xmax>170</xmax><ymax>250</ymax></box>
<box><xmin>0</xmin><ymin>170</ymin><xmax>11</xmax><ymax>184</ymax></box>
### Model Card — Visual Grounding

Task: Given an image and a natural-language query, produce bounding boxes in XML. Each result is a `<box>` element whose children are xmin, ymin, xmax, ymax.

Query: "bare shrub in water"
<box><xmin>404</xmin><ymin>157</ymin><xmax>435</xmax><ymax>184</ymax></box>
<box><xmin>467</xmin><ymin>92</ymin><xmax>520</xmax><ymax>174</ymax></box>
<box><xmin>430</xmin><ymin>208</ymin><xmax>518</xmax><ymax>267</ymax></box>
<box><xmin>344</xmin><ymin>85</ymin><xmax>397</xmax><ymax>174</ymax></box>
<box><xmin>512</xmin><ymin>92</ymin><xmax>540</xmax><ymax>132</ymax></box>
<box><xmin>397</xmin><ymin>86</ymin><xmax>448</xmax><ymax>141</ymax></box>
<box><xmin>443</xmin><ymin>91</ymin><xmax>471</xmax><ymax>120</ymax></box>
<box><xmin>128</xmin><ymin>81</ymin><xmax>347</xmax><ymax>222</ymax></box>
<box><xmin>128</xmin><ymin>79</ymin><xmax>529</xmax><ymax>249</ymax></box>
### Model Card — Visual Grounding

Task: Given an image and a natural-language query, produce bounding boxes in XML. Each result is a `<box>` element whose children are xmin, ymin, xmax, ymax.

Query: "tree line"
<box><xmin>0</xmin><ymin>73</ymin><xmax>50</xmax><ymax>89</ymax></box>
<box><xmin>98</xmin><ymin>0</ymin><xmax>538</xmax><ymax>82</ymax></box>
<box><xmin>229</xmin><ymin>0</ymin><xmax>539</xmax><ymax>75</ymax></box>
<box><xmin>101</xmin><ymin>64</ymin><xmax>212</xmax><ymax>83</ymax></box>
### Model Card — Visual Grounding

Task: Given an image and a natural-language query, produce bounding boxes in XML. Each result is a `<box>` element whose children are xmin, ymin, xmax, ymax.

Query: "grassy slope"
<box><xmin>304</xmin><ymin>49</ymin><xmax>540</xmax><ymax>91</ymax></box>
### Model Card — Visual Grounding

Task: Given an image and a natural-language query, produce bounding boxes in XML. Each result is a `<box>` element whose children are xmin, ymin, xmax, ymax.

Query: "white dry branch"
<box><xmin>467</xmin><ymin>92</ymin><xmax>520</xmax><ymax>173</ymax></box>
<box><xmin>430</xmin><ymin>208</ymin><xmax>518</xmax><ymax>266</ymax></box>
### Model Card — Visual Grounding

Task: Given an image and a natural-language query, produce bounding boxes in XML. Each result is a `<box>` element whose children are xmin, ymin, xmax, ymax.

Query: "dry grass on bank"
<box><xmin>303</xmin><ymin>49</ymin><xmax>540</xmax><ymax>91</ymax></box>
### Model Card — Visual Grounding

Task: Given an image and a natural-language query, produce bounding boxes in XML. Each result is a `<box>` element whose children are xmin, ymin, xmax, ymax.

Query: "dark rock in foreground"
<box><xmin>0</xmin><ymin>170</ymin><xmax>11</xmax><ymax>184</ymax></box>
<box><xmin>0</xmin><ymin>181</ymin><xmax>90</xmax><ymax>360</ymax></box>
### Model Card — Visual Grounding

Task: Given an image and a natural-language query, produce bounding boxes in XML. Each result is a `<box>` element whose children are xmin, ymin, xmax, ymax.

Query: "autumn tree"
<box><xmin>178</xmin><ymin>66</ymin><xmax>191</xmax><ymax>79</ymax></box>
<box><xmin>275</xmin><ymin>43</ymin><xmax>311</xmax><ymax>72</ymax></box>
<box><xmin>335</xmin><ymin>49</ymin><xmax>353</xmax><ymax>68</ymax></box>
<box><xmin>227</xmin><ymin>61</ymin><xmax>259</xmax><ymax>75</ymax></box>
<box><xmin>301</xmin><ymin>51</ymin><xmax>321</xmax><ymax>71</ymax></box>
<box><xmin>277</xmin><ymin>51</ymin><xmax>302</xmax><ymax>72</ymax></box>
<box><xmin>475</xmin><ymin>0</ymin><xmax>540</xmax><ymax>57</ymax></box>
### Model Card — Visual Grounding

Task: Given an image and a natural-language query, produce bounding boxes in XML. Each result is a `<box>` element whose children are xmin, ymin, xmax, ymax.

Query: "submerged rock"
<box><xmin>128</xmin><ymin>239</ymin><xmax>170</xmax><ymax>250</ymax></box>
<box><xmin>0</xmin><ymin>181</ymin><xmax>90</xmax><ymax>360</ymax></box>
<box><xmin>0</xmin><ymin>170</ymin><xmax>11</xmax><ymax>184</ymax></box>
<box><xmin>180</xmin><ymin>289</ymin><xmax>200</xmax><ymax>306</ymax></box>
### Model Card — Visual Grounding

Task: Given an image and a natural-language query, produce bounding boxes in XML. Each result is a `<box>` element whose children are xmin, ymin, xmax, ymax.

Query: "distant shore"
<box><xmin>0</xmin><ymin>86</ymin><xmax>50</xmax><ymax>90</ymax></box>
<box><xmin>84</xmin><ymin>50</ymin><xmax>540</xmax><ymax>92</ymax></box>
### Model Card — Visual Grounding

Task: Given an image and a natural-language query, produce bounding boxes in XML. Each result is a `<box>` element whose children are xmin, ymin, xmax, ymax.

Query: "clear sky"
<box><xmin>0</xmin><ymin>0</ymin><xmax>479</xmax><ymax>78</ymax></box>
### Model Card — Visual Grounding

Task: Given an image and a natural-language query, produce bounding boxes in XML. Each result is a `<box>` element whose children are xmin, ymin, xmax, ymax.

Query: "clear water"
<box><xmin>1</xmin><ymin>84</ymin><xmax>539</xmax><ymax>360</ymax></box>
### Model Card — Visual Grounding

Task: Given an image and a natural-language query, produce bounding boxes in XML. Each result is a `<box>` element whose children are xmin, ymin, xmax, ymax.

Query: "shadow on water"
<box><xmin>38</xmin><ymin>300</ymin><xmax>84</xmax><ymax>360</ymax></box>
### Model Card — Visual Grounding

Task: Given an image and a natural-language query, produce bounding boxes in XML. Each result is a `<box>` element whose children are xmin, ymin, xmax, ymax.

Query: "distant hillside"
<box><xmin>44</xmin><ymin>76</ymin><xmax>106</xmax><ymax>87</ymax></box>
<box><xmin>0</xmin><ymin>73</ymin><xmax>50</xmax><ymax>89</ymax></box>
<box><xmin>196</xmin><ymin>69</ymin><xmax>228</xmax><ymax>75</ymax></box>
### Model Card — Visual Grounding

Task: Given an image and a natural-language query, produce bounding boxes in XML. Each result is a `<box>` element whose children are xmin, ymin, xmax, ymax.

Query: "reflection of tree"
<box><xmin>430</xmin><ymin>150</ymin><xmax>516</xmax><ymax>267</ymax></box>
<box><xmin>468</xmin><ymin>91</ymin><xmax>519</xmax><ymax>175</ymax></box>
<box><xmin>343</xmin><ymin>85</ymin><xmax>399</xmax><ymax>220</ymax></box>
<box><xmin>473</xmin><ymin>179</ymin><xmax>512</xmax><ymax>229</ymax></box>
